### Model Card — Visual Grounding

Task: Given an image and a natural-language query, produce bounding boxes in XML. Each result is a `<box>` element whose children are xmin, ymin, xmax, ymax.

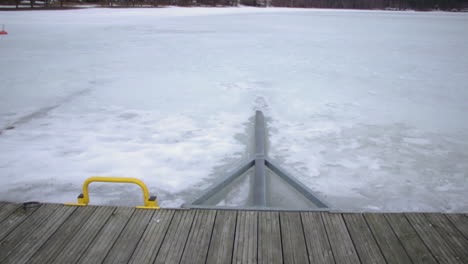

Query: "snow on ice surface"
<box><xmin>0</xmin><ymin>8</ymin><xmax>467</xmax><ymax>211</ymax></box>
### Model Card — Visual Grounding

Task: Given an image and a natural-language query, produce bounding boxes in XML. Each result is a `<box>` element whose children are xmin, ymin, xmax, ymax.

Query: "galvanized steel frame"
<box><xmin>184</xmin><ymin>111</ymin><xmax>328</xmax><ymax>210</ymax></box>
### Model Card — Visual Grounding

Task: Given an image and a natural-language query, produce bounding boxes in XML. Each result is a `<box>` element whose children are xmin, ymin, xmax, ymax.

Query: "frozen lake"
<box><xmin>0</xmin><ymin>7</ymin><xmax>467</xmax><ymax>212</ymax></box>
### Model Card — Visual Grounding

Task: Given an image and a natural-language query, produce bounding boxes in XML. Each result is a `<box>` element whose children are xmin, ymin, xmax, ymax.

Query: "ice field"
<box><xmin>0</xmin><ymin>7</ymin><xmax>467</xmax><ymax>212</ymax></box>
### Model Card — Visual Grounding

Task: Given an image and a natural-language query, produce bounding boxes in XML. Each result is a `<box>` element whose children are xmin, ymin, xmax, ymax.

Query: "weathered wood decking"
<box><xmin>0</xmin><ymin>201</ymin><xmax>467</xmax><ymax>264</ymax></box>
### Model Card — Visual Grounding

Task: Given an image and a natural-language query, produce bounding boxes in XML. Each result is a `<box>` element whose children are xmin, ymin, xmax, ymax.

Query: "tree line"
<box><xmin>1</xmin><ymin>0</ymin><xmax>466</xmax><ymax>11</ymax></box>
<box><xmin>269</xmin><ymin>0</ymin><xmax>467</xmax><ymax>10</ymax></box>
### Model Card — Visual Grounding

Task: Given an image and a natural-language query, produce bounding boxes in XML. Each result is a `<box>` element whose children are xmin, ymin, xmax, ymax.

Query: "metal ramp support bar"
<box><xmin>265</xmin><ymin>159</ymin><xmax>328</xmax><ymax>208</ymax></box>
<box><xmin>253</xmin><ymin>110</ymin><xmax>267</xmax><ymax>206</ymax></box>
<box><xmin>189</xmin><ymin>159</ymin><xmax>254</xmax><ymax>205</ymax></box>
<box><xmin>184</xmin><ymin>111</ymin><xmax>328</xmax><ymax>210</ymax></box>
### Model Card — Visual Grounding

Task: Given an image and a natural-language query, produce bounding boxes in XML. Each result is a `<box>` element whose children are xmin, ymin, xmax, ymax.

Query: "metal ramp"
<box><xmin>184</xmin><ymin>111</ymin><xmax>328</xmax><ymax>211</ymax></box>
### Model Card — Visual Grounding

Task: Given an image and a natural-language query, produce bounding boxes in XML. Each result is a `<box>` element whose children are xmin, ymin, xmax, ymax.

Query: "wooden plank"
<box><xmin>233</xmin><ymin>210</ymin><xmax>258</xmax><ymax>264</ymax></box>
<box><xmin>0</xmin><ymin>203</ymin><xmax>21</xmax><ymax>224</ymax></box>
<box><xmin>280</xmin><ymin>212</ymin><xmax>308</xmax><ymax>264</ymax></box>
<box><xmin>128</xmin><ymin>210</ymin><xmax>175</xmax><ymax>264</ymax></box>
<box><xmin>425</xmin><ymin>213</ymin><xmax>468</xmax><ymax>263</ymax></box>
<box><xmin>1</xmin><ymin>203</ymin><xmax>466</xmax><ymax>264</ymax></box>
<box><xmin>364</xmin><ymin>213</ymin><xmax>411</xmax><ymax>264</ymax></box>
<box><xmin>180</xmin><ymin>210</ymin><xmax>217</xmax><ymax>264</ymax></box>
<box><xmin>0</xmin><ymin>203</ymin><xmax>59</xmax><ymax>261</ymax></box>
<box><xmin>0</xmin><ymin>204</ymin><xmax>41</xmax><ymax>241</ymax></box>
<box><xmin>154</xmin><ymin>210</ymin><xmax>196</xmax><ymax>264</ymax></box>
<box><xmin>206</xmin><ymin>210</ymin><xmax>237</xmax><ymax>264</ymax></box>
<box><xmin>384</xmin><ymin>213</ymin><xmax>437</xmax><ymax>264</ymax></box>
<box><xmin>405</xmin><ymin>213</ymin><xmax>463</xmax><ymax>264</ymax></box>
<box><xmin>445</xmin><ymin>214</ymin><xmax>468</xmax><ymax>239</ymax></box>
<box><xmin>76</xmin><ymin>207</ymin><xmax>135</xmax><ymax>264</ymax></box>
<box><xmin>258</xmin><ymin>211</ymin><xmax>282</xmax><ymax>264</ymax></box>
<box><xmin>27</xmin><ymin>206</ymin><xmax>97</xmax><ymax>264</ymax></box>
<box><xmin>1</xmin><ymin>205</ymin><xmax>76</xmax><ymax>264</ymax></box>
<box><xmin>51</xmin><ymin>206</ymin><xmax>116</xmax><ymax>264</ymax></box>
<box><xmin>103</xmin><ymin>209</ymin><xmax>155</xmax><ymax>264</ymax></box>
<box><xmin>301</xmin><ymin>212</ymin><xmax>334</xmax><ymax>264</ymax></box>
<box><xmin>322</xmin><ymin>212</ymin><xmax>360</xmax><ymax>264</ymax></box>
<box><xmin>342</xmin><ymin>213</ymin><xmax>385</xmax><ymax>264</ymax></box>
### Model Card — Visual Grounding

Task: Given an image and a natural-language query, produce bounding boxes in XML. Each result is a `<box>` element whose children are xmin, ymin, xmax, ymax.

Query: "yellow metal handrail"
<box><xmin>64</xmin><ymin>177</ymin><xmax>160</xmax><ymax>209</ymax></box>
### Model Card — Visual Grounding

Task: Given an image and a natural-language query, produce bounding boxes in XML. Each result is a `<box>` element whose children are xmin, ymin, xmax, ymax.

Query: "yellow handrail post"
<box><xmin>65</xmin><ymin>177</ymin><xmax>160</xmax><ymax>209</ymax></box>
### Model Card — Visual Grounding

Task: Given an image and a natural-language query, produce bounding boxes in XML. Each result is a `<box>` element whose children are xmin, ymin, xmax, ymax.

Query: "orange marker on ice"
<box><xmin>0</xmin><ymin>25</ymin><xmax>8</xmax><ymax>35</ymax></box>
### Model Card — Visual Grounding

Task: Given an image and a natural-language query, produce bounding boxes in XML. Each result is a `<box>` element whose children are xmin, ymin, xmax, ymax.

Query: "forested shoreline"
<box><xmin>1</xmin><ymin>0</ymin><xmax>467</xmax><ymax>11</ymax></box>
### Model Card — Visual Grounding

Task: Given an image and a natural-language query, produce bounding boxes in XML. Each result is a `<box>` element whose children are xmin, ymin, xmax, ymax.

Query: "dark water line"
<box><xmin>0</xmin><ymin>88</ymin><xmax>90</xmax><ymax>134</ymax></box>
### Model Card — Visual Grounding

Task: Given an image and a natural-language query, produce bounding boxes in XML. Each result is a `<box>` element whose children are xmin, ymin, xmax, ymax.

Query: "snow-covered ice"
<box><xmin>0</xmin><ymin>7</ymin><xmax>467</xmax><ymax>212</ymax></box>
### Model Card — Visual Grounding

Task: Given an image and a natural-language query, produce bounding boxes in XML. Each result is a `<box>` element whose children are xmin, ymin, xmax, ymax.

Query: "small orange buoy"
<box><xmin>0</xmin><ymin>24</ymin><xmax>8</xmax><ymax>35</ymax></box>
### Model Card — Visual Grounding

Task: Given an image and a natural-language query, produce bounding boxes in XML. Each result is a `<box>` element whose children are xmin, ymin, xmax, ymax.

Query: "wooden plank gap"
<box><xmin>258</xmin><ymin>211</ymin><xmax>282</xmax><ymax>264</ymax></box>
<box><xmin>205</xmin><ymin>210</ymin><xmax>218</xmax><ymax>261</ymax></box>
<box><xmin>229</xmin><ymin>210</ymin><xmax>239</xmax><ymax>264</ymax></box>
<box><xmin>322</xmin><ymin>212</ymin><xmax>360</xmax><ymax>264</ymax></box>
<box><xmin>51</xmin><ymin>206</ymin><xmax>117</xmax><ymax>264</ymax></box>
<box><xmin>340</xmin><ymin>214</ymin><xmax>364</xmax><ymax>264</ymax></box>
<box><xmin>1</xmin><ymin>205</ymin><xmax>77</xmax><ymax>264</ymax></box>
<box><xmin>75</xmin><ymin>207</ymin><xmax>136</xmax><ymax>264</ymax></box>
<box><xmin>424</xmin><ymin>213</ymin><xmax>468</xmax><ymax>263</ymax></box>
<box><xmin>320</xmin><ymin>212</ymin><xmax>338</xmax><ymax>264</ymax></box>
<box><xmin>280</xmin><ymin>212</ymin><xmax>309</xmax><ymax>264</ymax></box>
<box><xmin>299</xmin><ymin>211</ymin><xmax>313</xmax><ymax>264</ymax></box>
<box><xmin>128</xmin><ymin>209</ymin><xmax>176</xmax><ymax>264</ymax></box>
<box><xmin>0</xmin><ymin>203</ymin><xmax>22</xmax><ymax>224</ymax></box>
<box><xmin>445</xmin><ymin>214</ymin><xmax>468</xmax><ymax>240</ymax></box>
<box><xmin>27</xmin><ymin>206</ymin><xmax>98</xmax><ymax>264</ymax></box>
<box><xmin>342</xmin><ymin>213</ymin><xmax>386</xmax><ymax>264</ymax></box>
<box><xmin>233</xmin><ymin>211</ymin><xmax>258</xmax><ymax>264</ymax></box>
<box><xmin>301</xmin><ymin>212</ymin><xmax>334</xmax><ymax>264</ymax></box>
<box><xmin>404</xmin><ymin>213</ymin><xmax>463</xmax><ymax>264</ymax></box>
<box><xmin>175</xmin><ymin>210</ymin><xmax>198</xmax><ymax>263</ymax></box>
<box><xmin>154</xmin><ymin>210</ymin><xmax>196</xmax><ymax>264</ymax></box>
<box><xmin>0</xmin><ymin>203</ymin><xmax>43</xmax><ymax>242</ymax></box>
<box><xmin>180</xmin><ymin>210</ymin><xmax>217</xmax><ymax>264</ymax></box>
<box><xmin>384</xmin><ymin>213</ymin><xmax>437</xmax><ymax>264</ymax></box>
<box><xmin>0</xmin><ymin>203</ymin><xmax>61</xmax><ymax>261</ymax></box>
<box><xmin>363</xmin><ymin>213</ymin><xmax>412</xmax><ymax>264</ymax></box>
<box><xmin>103</xmin><ymin>208</ymin><xmax>156</xmax><ymax>264</ymax></box>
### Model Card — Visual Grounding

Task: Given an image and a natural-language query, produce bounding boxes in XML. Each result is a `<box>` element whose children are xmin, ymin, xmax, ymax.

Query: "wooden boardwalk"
<box><xmin>0</xmin><ymin>201</ymin><xmax>467</xmax><ymax>264</ymax></box>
